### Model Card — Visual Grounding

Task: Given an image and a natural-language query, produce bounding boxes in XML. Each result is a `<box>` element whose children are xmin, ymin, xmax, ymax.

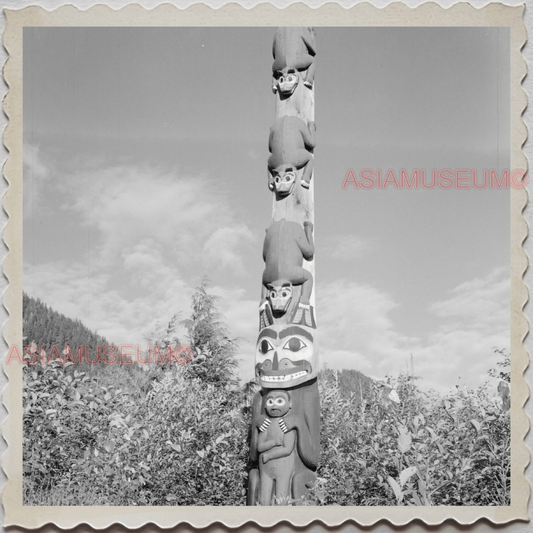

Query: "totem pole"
<box><xmin>248</xmin><ymin>27</ymin><xmax>320</xmax><ymax>506</ymax></box>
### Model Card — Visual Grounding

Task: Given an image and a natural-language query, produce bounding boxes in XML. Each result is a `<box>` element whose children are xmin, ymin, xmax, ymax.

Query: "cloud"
<box><xmin>23</xmin><ymin>153</ymin><xmax>509</xmax><ymax>391</ymax></box>
<box><xmin>325</xmin><ymin>234</ymin><xmax>370</xmax><ymax>261</ymax></box>
<box><xmin>429</xmin><ymin>266</ymin><xmax>509</xmax><ymax>332</ymax></box>
<box><xmin>416</xmin><ymin>266</ymin><xmax>510</xmax><ymax>390</ymax></box>
<box><xmin>23</xmin><ymin>142</ymin><xmax>53</xmax><ymax>219</ymax></box>
<box><xmin>24</xmin><ymin>260</ymin><xmax>192</xmax><ymax>348</ymax></box>
<box><xmin>120</xmin><ymin>239</ymin><xmax>188</xmax><ymax>293</ymax></box>
<box><xmin>23</xmin><ymin>142</ymin><xmax>50</xmax><ymax>181</ymax></box>
<box><xmin>202</xmin><ymin>225</ymin><xmax>255</xmax><ymax>274</ymax></box>
<box><xmin>314</xmin><ymin>267</ymin><xmax>509</xmax><ymax>392</ymax></box>
<box><xmin>23</xmin><ymin>157</ymin><xmax>261</xmax><ymax>380</ymax></box>
<box><xmin>24</xmin><ymin>260</ymin><xmax>509</xmax><ymax>391</ymax></box>
<box><xmin>58</xmin><ymin>164</ymin><xmax>254</xmax><ymax>276</ymax></box>
<box><xmin>317</xmin><ymin>280</ymin><xmax>420</xmax><ymax>378</ymax></box>
<box><xmin>23</xmin><ymin>260</ymin><xmax>260</xmax><ymax>379</ymax></box>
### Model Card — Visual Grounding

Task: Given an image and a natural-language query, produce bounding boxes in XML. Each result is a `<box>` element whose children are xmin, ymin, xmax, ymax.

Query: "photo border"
<box><xmin>2</xmin><ymin>2</ymin><xmax>529</xmax><ymax>528</ymax></box>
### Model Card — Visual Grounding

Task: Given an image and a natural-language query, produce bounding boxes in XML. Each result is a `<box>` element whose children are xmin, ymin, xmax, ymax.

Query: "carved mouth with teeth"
<box><xmin>256</xmin><ymin>360</ymin><xmax>313</xmax><ymax>388</ymax></box>
<box><xmin>261</xmin><ymin>370</ymin><xmax>308</xmax><ymax>383</ymax></box>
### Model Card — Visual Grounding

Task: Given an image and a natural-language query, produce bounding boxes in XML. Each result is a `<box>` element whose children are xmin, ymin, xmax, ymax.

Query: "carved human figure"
<box><xmin>255</xmin><ymin>323</ymin><xmax>317</xmax><ymax>388</ymax></box>
<box><xmin>262</xmin><ymin>218</ymin><xmax>314</xmax><ymax>313</ymax></box>
<box><xmin>256</xmin><ymin>390</ymin><xmax>296</xmax><ymax>505</ymax></box>
<box><xmin>248</xmin><ymin>380</ymin><xmax>320</xmax><ymax>505</ymax></box>
<box><xmin>272</xmin><ymin>27</ymin><xmax>316</xmax><ymax>97</ymax></box>
<box><xmin>268</xmin><ymin>116</ymin><xmax>316</xmax><ymax>193</ymax></box>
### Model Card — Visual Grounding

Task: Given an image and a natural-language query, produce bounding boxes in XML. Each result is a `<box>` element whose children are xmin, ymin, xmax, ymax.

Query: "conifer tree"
<box><xmin>181</xmin><ymin>277</ymin><xmax>240</xmax><ymax>386</ymax></box>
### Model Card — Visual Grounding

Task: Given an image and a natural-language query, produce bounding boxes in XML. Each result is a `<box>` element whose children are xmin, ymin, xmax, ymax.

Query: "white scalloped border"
<box><xmin>1</xmin><ymin>2</ymin><xmax>528</xmax><ymax>529</ymax></box>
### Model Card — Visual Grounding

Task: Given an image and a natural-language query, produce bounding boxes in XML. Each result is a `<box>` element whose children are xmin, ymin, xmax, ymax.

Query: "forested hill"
<box><xmin>23</xmin><ymin>292</ymin><xmax>114</xmax><ymax>355</ymax></box>
<box><xmin>320</xmin><ymin>367</ymin><xmax>392</xmax><ymax>406</ymax></box>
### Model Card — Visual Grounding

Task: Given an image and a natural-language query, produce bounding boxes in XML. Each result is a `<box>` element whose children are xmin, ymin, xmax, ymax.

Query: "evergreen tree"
<box><xmin>144</xmin><ymin>314</ymin><xmax>182</xmax><ymax>370</ymax></box>
<box><xmin>181</xmin><ymin>277</ymin><xmax>240</xmax><ymax>386</ymax></box>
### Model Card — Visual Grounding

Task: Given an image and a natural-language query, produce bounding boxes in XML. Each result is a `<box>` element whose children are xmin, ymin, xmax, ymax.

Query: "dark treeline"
<box><xmin>321</xmin><ymin>367</ymin><xmax>379</xmax><ymax>403</ymax></box>
<box><xmin>23</xmin><ymin>292</ymin><xmax>116</xmax><ymax>365</ymax></box>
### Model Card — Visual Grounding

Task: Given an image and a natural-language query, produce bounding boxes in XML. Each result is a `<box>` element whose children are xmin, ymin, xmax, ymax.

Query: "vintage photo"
<box><xmin>2</xmin><ymin>2</ymin><xmax>528</xmax><ymax>528</ymax></box>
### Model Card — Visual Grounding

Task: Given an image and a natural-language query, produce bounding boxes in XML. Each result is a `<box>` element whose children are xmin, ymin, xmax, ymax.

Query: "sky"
<box><xmin>23</xmin><ymin>27</ymin><xmax>511</xmax><ymax>392</ymax></box>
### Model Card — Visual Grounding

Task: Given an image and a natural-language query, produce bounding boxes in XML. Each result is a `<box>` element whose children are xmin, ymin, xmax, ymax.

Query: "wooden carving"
<box><xmin>255</xmin><ymin>323</ymin><xmax>318</xmax><ymax>388</ymax></box>
<box><xmin>261</xmin><ymin>219</ymin><xmax>314</xmax><ymax>311</ymax></box>
<box><xmin>272</xmin><ymin>27</ymin><xmax>316</xmax><ymax>97</ymax></box>
<box><xmin>249</xmin><ymin>27</ymin><xmax>319</xmax><ymax>507</ymax></box>
<box><xmin>268</xmin><ymin>116</ymin><xmax>316</xmax><ymax>194</ymax></box>
<box><xmin>256</xmin><ymin>390</ymin><xmax>296</xmax><ymax>505</ymax></box>
<box><xmin>248</xmin><ymin>380</ymin><xmax>320</xmax><ymax>505</ymax></box>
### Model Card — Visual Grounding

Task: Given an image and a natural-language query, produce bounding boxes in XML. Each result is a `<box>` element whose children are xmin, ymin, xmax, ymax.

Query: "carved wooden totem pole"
<box><xmin>248</xmin><ymin>27</ymin><xmax>320</xmax><ymax>506</ymax></box>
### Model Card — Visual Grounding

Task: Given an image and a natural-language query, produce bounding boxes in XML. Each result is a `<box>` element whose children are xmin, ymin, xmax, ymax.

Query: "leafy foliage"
<box><xmin>22</xmin><ymin>294</ymin><xmax>510</xmax><ymax>506</ymax></box>
<box><xmin>488</xmin><ymin>348</ymin><xmax>511</xmax><ymax>383</ymax></box>
<box><xmin>23</xmin><ymin>360</ymin><xmax>251</xmax><ymax>505</ymax></box>
<box><xmin>317</xmin><ymin>370</ymin><xmax>510</xmax><ymax>506</ymax></box>
<box><xmin>24</xmin><ymin>358</ymin><xmax>510</xmax><ymax>506</ymax></box>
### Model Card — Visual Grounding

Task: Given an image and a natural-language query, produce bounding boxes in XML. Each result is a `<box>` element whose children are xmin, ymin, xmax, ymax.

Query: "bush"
<box><xmin>23</xmin><ymin>361</ymin><xmax>251</xmax><ymax>505</ymax></box>
<box><xmin>138</xmin><ymin>372</ymin><xmax>249</xmax><ymax>505</ymax></box>
<box><xmin>23</xmin><ymin>360</ymin><xmax>131</xmax><ymax>504</ymax></box>
<box><xmin>23</xmin><ymin>361</ymin><xmax>509</xmax><ymax>506</ymax></box>
<box><xmin>317</xmin><ymin>372</ymin><xmax>510</xmax><ymax>506</ymax></box>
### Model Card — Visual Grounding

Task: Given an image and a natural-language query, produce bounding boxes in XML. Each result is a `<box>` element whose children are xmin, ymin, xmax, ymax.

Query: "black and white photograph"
<box><xmin>1</xmin><ymin>1</ymin><xmax>529</xmax><ymax>529</ymax></box>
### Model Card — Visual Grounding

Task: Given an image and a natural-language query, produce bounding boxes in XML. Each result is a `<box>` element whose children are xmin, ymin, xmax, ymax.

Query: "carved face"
<box><xmin>264</xmin><ymin>391</ymin><xmax>291</xmax><ymax>418</ymax></box>
<box><xmin>273</xmin><ymin>69</ymin><xmax>299</xmax><ymax>96</ymax></box>
<box><xmin>255</xmin><ymin>324</ymin><xmax>318</xmax><ymax>389</ymax></box>
<box><xmin>272</xmin><ymin>166</ymin><xmax>297</xmax><ymax>196</ymax></box>
<box><xmin>267</xmin><ymin>281</ymin><xmax>292</xmax><ymax>314</ymax></box>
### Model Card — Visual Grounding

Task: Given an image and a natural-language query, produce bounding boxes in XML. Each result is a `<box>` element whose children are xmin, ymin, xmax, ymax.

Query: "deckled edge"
<box><xmin>2</xmin><ymin>0</ymin><xmax>24</xmax><ymax>530</ymax></box>
<box><xmin>510</xmin><ymin>0</ymin><xmax>531</xmax><ymax>527</ymax></box>
<box><xmin>1</xmin><ymin>1</ymin><xmax>529</xmax><ymax>529</ymax></box>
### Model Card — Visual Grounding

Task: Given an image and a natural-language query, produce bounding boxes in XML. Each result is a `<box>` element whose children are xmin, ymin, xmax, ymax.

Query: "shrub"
<box><xmin>23</xmin><ymin>361</ymin><xmax>509</xmax><ymax>506</ymax></box>
<box><xmin>23</xmin><ymin>360</ymin><xmax>130</xmax><ymax>503</ymax></box>
<box><xmin>317</xmin><ymin>371</ymin><xmax>510</xmax><ymax>506</ymax></box>
<box><xmin>23</xmin><ymin>361</ymin><xmax>251</xmax><ymax>505</ymax></box>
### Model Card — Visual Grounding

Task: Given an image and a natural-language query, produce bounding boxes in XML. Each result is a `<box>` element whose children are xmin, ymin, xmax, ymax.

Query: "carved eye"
<box><xmin>284</xmin><ymin>338</ymin><xmax>306</xmax><ymax>352</ymax></box>
<box><xmin>270</xmin><ymin>290</ymin><xmax>277</xmax><ymax>298</ymax></box>
<box><xmin>274</xmin><ymin>398</ymin><xmax>285</xmax><ymax>407</ymax></box>
<box><xmin>266</xmin><ymin>398</ymin><xmax>275</xmax><ymax>407</ymax></box>
<box><xmin>260</xmin><ymin>339</ymin><xmax>274</xmax><ymax>355</ymax></box>
<box><xmin>281</xmin><ymin>291</ymin><xmax>289</xmax><ymax>298</ymax></box>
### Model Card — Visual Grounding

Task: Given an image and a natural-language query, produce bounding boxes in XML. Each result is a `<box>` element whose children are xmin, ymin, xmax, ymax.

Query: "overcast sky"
<box><xmin>23</xmin><ymin>27</ymin><xmax>510</xmax><ymax>391</ymax></box>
